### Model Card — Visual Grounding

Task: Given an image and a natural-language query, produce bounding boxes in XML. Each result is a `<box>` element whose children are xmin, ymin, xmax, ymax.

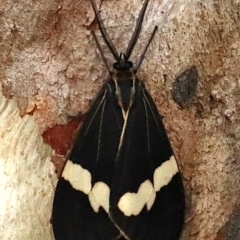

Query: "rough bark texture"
<box><xmin>0</xmin><ymin>0</ymin><xmax>240</xmax><ymax>239</ymax></box>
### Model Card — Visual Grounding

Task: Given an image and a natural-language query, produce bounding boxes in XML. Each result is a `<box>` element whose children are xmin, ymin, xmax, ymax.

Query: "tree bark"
<box><xmin>0</xmin><ymin>0</ymin><xmax>240</xmax><ymax>239</ymax></box>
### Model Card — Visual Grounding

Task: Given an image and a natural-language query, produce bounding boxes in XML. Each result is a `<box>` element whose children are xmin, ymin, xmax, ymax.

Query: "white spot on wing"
<box><xmin>62</xmin><ymin>156</ymin><xmax>179</xmax><ymax>216</ymax></box>
<box><xmin>117</xmin><ymin>180</ymin><xmax>155</xmax><ymax>216</ymax></box>
<box><xmin>146</xmin><ymin>188</ymin><xmax>156</xmax><ymax>211</ymax></box>
<box><xmin>118</xmin><ymin>155</ymin><xmax>179</xmax><ymax>216</ymax></box>
<box><xmin>62</xmin><ymin>161</ymin><xmax>110</xmax><ymax>213</ymax></box>
<box><xmin>154</xmin><ymin>156</ymin><xmax>179</xmax><ymax>192</ymax></box>
<box><xmin>88</xmin><ymin>182</ymin><xmax>110</xmax><ymax>213</ymax></box>
<box><xmin>62</xmin><ymin>160</ymin><xmax>92</xmax><ymax>194</ymax></box>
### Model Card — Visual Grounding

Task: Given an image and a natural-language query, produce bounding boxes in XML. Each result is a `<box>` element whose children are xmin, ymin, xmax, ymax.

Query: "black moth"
<box><xmin>52</xmin><ymin>0</ymin><xmax>185</xmax><ymax>239</ymax></box>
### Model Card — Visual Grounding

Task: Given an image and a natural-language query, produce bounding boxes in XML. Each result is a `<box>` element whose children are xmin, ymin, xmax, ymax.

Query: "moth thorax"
<box><xmin>114</xmin><ymin>70</ymin><xmax>135</xmax><ymax>82</ymax></box>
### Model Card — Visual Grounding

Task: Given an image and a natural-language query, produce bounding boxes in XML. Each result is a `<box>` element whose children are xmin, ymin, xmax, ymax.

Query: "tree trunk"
<box><xmin>0</xmin><ymin>0</ymin><xmax>240</xmax><ymax>239</ymax></box>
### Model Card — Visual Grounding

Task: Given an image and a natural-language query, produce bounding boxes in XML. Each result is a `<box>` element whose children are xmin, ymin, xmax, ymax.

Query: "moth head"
<box><xmin>113</xmin><ymin>52</ymin><xmax>133</xmax><ymax>72</ymax></box>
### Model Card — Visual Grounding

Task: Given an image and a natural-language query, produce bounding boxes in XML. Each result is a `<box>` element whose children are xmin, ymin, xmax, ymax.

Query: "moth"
<box><xmin>52</xmin><ymin>0</ymin><xmax>185</xmax><ymax>239</ymax></box>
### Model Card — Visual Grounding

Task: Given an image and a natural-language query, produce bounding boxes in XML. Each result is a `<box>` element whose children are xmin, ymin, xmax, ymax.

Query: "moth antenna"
<box><xmin>92</xmin><ymin>31</ymin><xmax>112</xmax><ymax>74</ymax></box>
<box><xmin>125</xmin><ymin>0</ymin><xmax>149</xmax><ymax>60</ymax></box>
<box><xmin>90</xmin><ymin>0</ymin><xmax>120</xmax><ymax>61</ymax></box>
<box><xmin>134</xmin><ymin>26</ymin><xmax>158</xmax><ymax>72</ymax></box>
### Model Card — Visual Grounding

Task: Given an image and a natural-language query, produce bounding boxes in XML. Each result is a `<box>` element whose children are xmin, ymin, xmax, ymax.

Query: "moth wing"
<box><xmin>109</xmin><ymin>83</ymin><xmax>185</xmax><ymax>240</ymax></box>
<box><xmin>52</xmin><ymin>84</ymin><xmax>124</xmax><ymax>240</ymax></box>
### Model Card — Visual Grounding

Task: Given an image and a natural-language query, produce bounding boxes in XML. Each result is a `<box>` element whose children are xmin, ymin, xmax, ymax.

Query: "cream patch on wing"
<box><xmin>62</xmin><ymin>156</ymin><xmax>179</xmax><ymax>216</ymax></box>
<box><xmin>62</xmin><ymin>160</ymin><xmax>92</xmax><ymax>194</ymax></box>
<box><xmin>62</xmin><ymin>161</ymin><xmax>110</xmax><ymax>213</ymax></box>
<box><xmin>118</xmin><ymin>155</ymin><xmax>179</xmax><ymax>216</ymax></box>
<box><xmin>117</xmin><ymin>180</ymin><xmax>156</xmax><ymax>217</ymax></box>
<box><xmin>88</xmin><ymin>182</ymin><xmax>110</xmax><ymax>213</ymax></box>
<box><xmin>154</xmin><ymin>155</ymin><xmax>179</xmax><ymax>192</ymax></box>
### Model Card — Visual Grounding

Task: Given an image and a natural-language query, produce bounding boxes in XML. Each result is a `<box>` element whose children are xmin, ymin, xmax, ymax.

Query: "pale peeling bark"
<box><xmin>0</xmin><ymin>0</ymin><xmax>240</xmax><ymax>239</ymax></box>
<box><xmin>0</xmin><ymin>86</ymin><xmax>56</xmax><ymax>240</ymax></box>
